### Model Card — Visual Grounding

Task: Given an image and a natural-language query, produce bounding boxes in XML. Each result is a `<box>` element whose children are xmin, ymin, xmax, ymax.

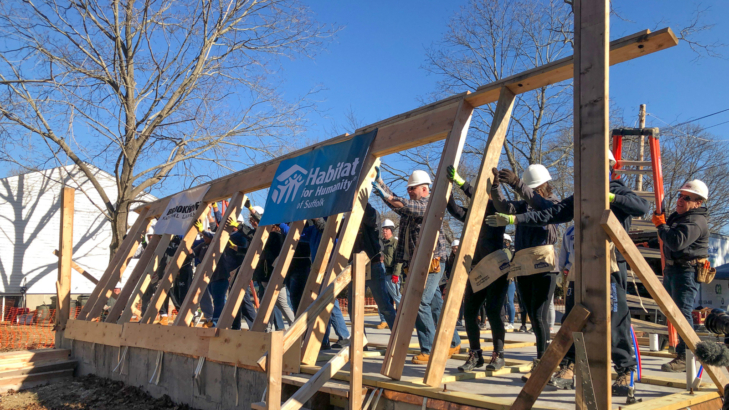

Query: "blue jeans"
<box><xmin>287</xmin><ymin>266</ymin><xmax>310</xmax><ymax>313</ymax></box>
<box><xmin>200</xmin><ymin>285</ymin><xmax>214</xmax><ymax>320</ymax></box>
<box><xmin>209</xmin><ymin>279</ymin><xmax>229</xmax><ymax>325</ymax></box>
<box><xmin>351</xmin><ymin>262</ymin><xmax>397</xmax><ymax>330</ymax></box>
<box><xmin>505</xmin><ymin>280</ymin><xmax>516</xmax><ymax>324</ymax></box>
<box><xmin>415</xmin><ymin>263</ymin><xmax>461</xmax><ymax>354</ymax></box>
<box><xmin>663</xmin><ymin>264</ymin><xmax>699</xmax><ymax>355</ymax></box>
<box><xmin>382</xmin><ymin>274</ymin><xmax>402</xmax><ymax>323</ymax></box>
<box><xmin>324</xmin><ymin>299</ymin><xmax>350</xmax><ymax>346</ymax></box>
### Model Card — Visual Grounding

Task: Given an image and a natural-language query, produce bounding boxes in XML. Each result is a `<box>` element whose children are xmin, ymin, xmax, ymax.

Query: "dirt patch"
<box><xmin>0</xmin><ymin>375</ymin><xmax>197</xmax><ymax>410</ymax></box>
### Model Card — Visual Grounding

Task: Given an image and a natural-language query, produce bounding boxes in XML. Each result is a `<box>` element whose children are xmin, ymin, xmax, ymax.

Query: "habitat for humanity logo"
<box><xmin>271</xmin><ymin>164</ymin><xmax>308</xmax><ymax>204</ymax></box>
<box><xmin>271</xmin><ymin>159</ymin><xmax>360</xmax><ymax>207</ymax></box>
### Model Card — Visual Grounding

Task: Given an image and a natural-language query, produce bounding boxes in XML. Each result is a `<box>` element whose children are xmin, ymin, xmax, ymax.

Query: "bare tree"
<box><xmin>0</xmin><ymin>0</ymin><xmax>337</xmax><ymax>256</ymax></box>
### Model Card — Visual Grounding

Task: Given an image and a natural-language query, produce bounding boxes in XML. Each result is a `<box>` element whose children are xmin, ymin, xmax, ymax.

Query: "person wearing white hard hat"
<box><xmin>485</xmin><ymin>151</ymin><xmax>650</xmax><ymax>394</ymax></box>
<box><xmin>380</xmin><ymin>218</ymin><xmax>402</xmax><ymax>329</ymax></box>
<box><xmin>371</xmin><ymin>166</ymin><xmax>461</xmax><ymax>364</ymax></box>
<box><xmin>653</xmin><ymin>179</ymin><xmax>710</xmax><ymax>372</ymax></box>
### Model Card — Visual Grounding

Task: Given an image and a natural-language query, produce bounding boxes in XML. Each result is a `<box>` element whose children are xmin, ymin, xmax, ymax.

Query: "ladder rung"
<box><xmin>634</xmin><ymin>191</ymin><xmax>656</xmax><ymax>202</ymax></box>
<box><xmin>614</xmin><ymin>169</ymin><xmax>653</xmax><ymax>175</ymax></box>
<box><xmin>617</xmin><ymin>160</ymin><xmax>652</xmax><ymax>167</ymax></box>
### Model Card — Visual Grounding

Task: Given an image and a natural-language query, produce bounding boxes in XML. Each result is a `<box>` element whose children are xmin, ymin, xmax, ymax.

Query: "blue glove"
<box><xmin>372</xmin><ymin>181</ymin><xmax>387</xmax><ymax>199</ymax></box>
<box><xmin>375</xmin><ymin>165</ymin><xmax>382</xmax><ymax>182</ymax></box>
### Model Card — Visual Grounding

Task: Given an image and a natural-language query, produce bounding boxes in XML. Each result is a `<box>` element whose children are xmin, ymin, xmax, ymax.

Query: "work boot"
<box><xmin>485</xmin><ymin>351</ymin><xmax>505</xmax><ymax>371</ymax></box>
<box><xmin>201</xmin><ymin>319</ymin><xmax>214</xmax><ymax>328</ymax></box>
<box><xmin>661</xmin><ymin>354</ymin><xmax>686</xmax><ymax>372</ymax></box>
<box><xmin>457</xmin><ymin>349</ymin><xmax>484</xmax><ymax>372</ymax></box>
<box><xmin>376</xmin><ymin>321</ymin><xmax>389</xmax><ymax>329</ymax></box>
<box><xmin>548</xmin><ymin>362</ymin><xmax>575</xmax><ymax>390</ymax></box>
<box><xmin>612</xmin><ymin>366</ymin><xmax>634</xmax><ymax>396</ymax></box>
<box><xmin>412</xmin><ymin>353</ymin><xmax>430</xmax><ymax>365</ymax></box>
<box><xmin>521</xmin><ymin>358</ymin><xmax>540</xmax><ymax>383</ymax></box>
<box><xmin>448</xmin><ymin>344</ymin><xmax>462</xmax><ymax>358</ymax></box>
<box><xmin>332</xmin><ymin>338</ymin><xmax>350</xmax><ymax>349</ymax></box>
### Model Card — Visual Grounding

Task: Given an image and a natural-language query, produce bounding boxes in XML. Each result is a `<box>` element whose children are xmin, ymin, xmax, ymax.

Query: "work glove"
<box><xmin>375</xmin><ymin>165</ymin><xmax>382</xmax><ymax>182</ymax></box>
<box><xmin>372</xmin><ymin>181</ymin><xmax>387</xmax><ymax>199</ymax></box>
<box><xmin>652</xmin><ymin>212</ymin><xmax>666</xmax><ymax>228</ymax></box>
<box><xmin>497</xmin><ymin>169</ymin><xmax>519</xmax><ymax>187</ymax></box>
<box><xmin>485</xmin><ymin>212</ymin><xmax>516</xmax><ymax>227</ymax></box>
<box><xmin>212</xmin><ymin>202</ymin><xmax>218</xmax><ymax>210</ymax></box>
<box><xmin>194</xmin><ymin>220</ymin><xmax>204</xmax><ymax>233</ymax></box>
<box><xmin>392</xmin><ymin>275</ymin><xmax>399</xmax><ymax>284</ymax></box>
<box><xmin>228</xmin><ymin>239</ymin><xmax>238</xmax><ymax>251</ymax></box>
<box><xmin>491</xmin><ymin>168</ymin><xmax>500</xmax><ymax>188</ymax></box>
<box><xmin>446</xmin><ymin>165</ymin><xmax>465</xmax><ymax>187</ymax></box>
<box><xmin>608</xmin><ymin>193</ymin><xmax>616</xmax><ymax>203</ymax></box>
<box><xmin>226</xmin><ymin>216</ymin><xmax>240</xmax><ymax>230</ymax></box>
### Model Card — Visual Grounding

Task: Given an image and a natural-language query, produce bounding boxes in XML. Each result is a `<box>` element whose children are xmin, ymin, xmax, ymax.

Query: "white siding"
<box><xmin>0</xmin><ymin>165</ymin><xmax>156</xmax><ymax>295</ymax></box>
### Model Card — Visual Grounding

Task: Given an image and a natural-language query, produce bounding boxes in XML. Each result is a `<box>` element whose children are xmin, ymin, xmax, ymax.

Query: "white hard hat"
<box><xmin>237</xmin><ymin>213</ymin><xmax>246</xmax><ymax>223</ymax></box>
<box><xmin>451</xmin><ymin>239</ymin><xmax>460</xmax><ymax>247</ymax></box>
<box><xmin>503</xmin><ymin>234</ymin><xmax>512</xmax><ymax>242</ymax></box>
<box><xmin>608</xmin><ymin>150</ymin><xmax>616</xmax><ymax>166</ymax></box>
<box><xmin>522</xmin><ymin>164</ymin><xmax>552</xmax><ymax>189</ymax></box>
<box><xmin>146</xmin><ymin>226</ymin><xmax>155</xmax><ymax>236</ymax></box>
<box><xmin>383</xmin><ymin>219</ymin><xmax>395</xmax><ymax>229</ymax></box>
<box><xmin>679</xmin><ymin>180</ymin><xmax>709</xmax><ymax>200</ymax></box>
<box><xmin>407</xmin><ymin>170</ymin><xmax>432</xmax><ymax>187</ymax></box>
<box><xmin>252</xmin><ymin>205</ymin><xmax>265</xmax><ymax>215</ymax></box>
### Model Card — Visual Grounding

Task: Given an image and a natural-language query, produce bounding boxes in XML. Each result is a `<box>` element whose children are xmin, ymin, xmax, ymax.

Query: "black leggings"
<box><xmin>517</xmin><ymin>272</ymin><xmax>557</xmax><ymax>359</ymax></box>
<box><xmin>463</xmin><ymin>274</ymin><xmax>510</xmax><ymax>352</ymax></box>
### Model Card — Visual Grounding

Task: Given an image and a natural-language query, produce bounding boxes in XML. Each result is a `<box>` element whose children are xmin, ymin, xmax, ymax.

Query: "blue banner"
<box><xmin>259</xmin><ymin>130</ymin><xmax>377</xmax><ymax>226</ymax></box>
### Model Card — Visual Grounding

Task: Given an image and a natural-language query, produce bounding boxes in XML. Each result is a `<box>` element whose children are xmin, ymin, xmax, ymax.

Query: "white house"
<box><xmin>0</xmin><ymin>164</ymin><xmax>156</xmax><ymax>310</ymax></box>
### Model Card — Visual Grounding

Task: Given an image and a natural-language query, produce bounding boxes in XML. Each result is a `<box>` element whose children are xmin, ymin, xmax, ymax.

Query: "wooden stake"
<box><xmin>424</xmin><ymin>87</ymin><xmax>514</xmax><ymax>386</ymax></box>
<box><xmin>573</xmin><ymin>0</ymin><xmax>611</xmax><ymax>407</ymax></box>
<box><xmin>349</xmin><ymin>252</ymin><xmax>367</xmax><ymax>410</ymax></box>
<box><xmin>79</xmin><ymin>210</ymin><xmax>154</xmax><ymax>320</ymax></box>
<box><xmin>56</xmin><ymin>187</ymin><xmax>74</xmax><ymax>329</ymax></box>
<box><xmin>511</xmin><ymin>304</ymin><xmax>591</xmax><ymax>410</ymax></box>
<box><xmin>173</xmin><ymin>192</ymin><xmax>245</xmax><ymax>326</ymax></box>
<box><xmin>601</xmin><ymin>210</ymin><xmax>728</xmax><ymax>395</ymax></box>
<box><xmin>267</xmin><ymin>330</ymin><xmax>284</xmax><ymax>410</ymax></box>
<box><xmin>215</xmin><ymin>225</ymin><xmax>272</xmax><ymax>329</ymax></box>
<box><xmin>381</xmin><ymin>98</ymin><xmax>473</xmax><ymax>380</ymax></box>
<box><xmin>251</xmin><ymin>220</ymin><xmax>305</xmax><ymax>331</ymax></box>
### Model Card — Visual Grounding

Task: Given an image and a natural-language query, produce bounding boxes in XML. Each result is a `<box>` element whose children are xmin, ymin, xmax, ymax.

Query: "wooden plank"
<box><xmin>257</xmin><ymin>263</ymin><xmax>353</xmax><ymax>371</ymax></box>
<box><xmin>601</xmin><ymin>210</ymin><xmax>729</xmax><ymax>395</ymax></box>
<box><xmin>56</xmin><ymin>187</ymin><xmax>74</xmax><ymax>329</ymax></box>
<box><xmin>424</xmin><ymin>86</ymin><xmax>515</xmax><ymax>386</ymax></box>
<box><xmin>139</xmin><ymin>205</ymin><xmax>210</xmax><ymax>324</ymax></box>
<box><xmin>282</xmin><ymin>374</ymin><xmax>363</xmax><ymax>398</ymax></box>
<box><xmin>251</xmin><ymin>220</ymin><xmax>305</xmax><ymax>331</ymax></box>
<box><xmin>216</xmin><ymin>225</ymin><xmax>272</xmax><ymax>329</ymax></box>
<box><xmin>636</xmin><ymin>391</ymin><xmax>720</xmax><ymax>410</ymax></box>
<box><xmin>77</xmin><ymin>209</ymin><xmax>154</xmax><ymax>320</ymax></box>
<box><xmin>267</xmin><ymin>330</ymin><xmax>284</xmax><ymax>410</ymax></box>
<box><xmin>173</xmin><ymin>193</ymin><xmax>244</xmax><ymax>326</ymax></box>
<box><xmin>53</xmin><ymin>249</ymin><xmax>98</xmax><ymax>285</ymax></box>
<box><xmin>64</xmin><ymin>319</ymin><xmax>123</xmax><ymax>347</ymax></box>
<box><xmin>382</xmin><ymin>98</ymin><xmax>473</xmax><ymax>380</ymax></box>
<box><xmin>349</xmin><ymin>252</ymin><xmax>366</xmax><ymax>410</ymax></box>
<box><xmin>300</xmin><ymin>156</ymin><xmax>380</xmax><ymax>365</ymax></box>
<box><xmin>106</xmin><ymin>234</ymin><xmax>169</xmax><ymax>323</ymax></box>
<box><xmin>120</xmin><ymin>322</ymin><xmax>215</xmax><ymax>357</ymax></box>
<box><xmin>572</xmin><ymin>1</ymin><xmax>612</xmax><ymax>407</ymax></box>
<box><xmin>511</xmin><ymin>305</ymin><xmax>591</xmax><ymax>410</ymax></box>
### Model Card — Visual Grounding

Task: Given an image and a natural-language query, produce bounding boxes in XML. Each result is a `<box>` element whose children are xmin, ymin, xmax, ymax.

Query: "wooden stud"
<box><xmin>120</xmin><ymin>322</ymin><xmax>215</xmax><ymax>357</ymax></box>
<box><xmin>53</xmin><ymin>249</ymin><xmax>99</xmax><ymax>285</ymax></box>
<box><xmin>138</xmin><ymin>205</ymin><xmax>210</xmax><ymax>324</ymax></box>
<box><xmin>251</xmin><ymin>220</ymin><xmax>306</xmax><ymax>331</ymax></box>
<box><xmin>173</xmin><ymin>192</ymin><xmax>245</xmax><ymax>326</ymax></box>
<box><xmin>381</xmin><ymin>99</ymin><xmax>473</xmax><ymax>380</ymax></box>
<box><xmin>601</xmin><ymin>210</ymin><xmax>729</xmax><ymax>394</ymax></box>
<box><xmin>105</xmin><ymin>234</ymin><xmax>170</xmax><ymax>323</ymax></box>
<box><xmin>349</xmin><ymin>252</ymin><xmax>367</xmax><ymax>410</ymax></box>
<box><xmin>573</xmin><ymin>0</ymin><xmax>611</xmax><ymax>407</ymax></box>
<box><xmin>511</xmin><ymin>304</ymin><xmax>591</xmax><ymax>410</ymax></box>
<box><xmin>80</xmin><ymin>210</ymin><xmax>155</xmax><ymax>321</ymax></box>
<box><xmin>267</xmin><ymin>330</ymin><xmax>284</xmax><ymax>410</ymax></box>
<box><xmin>424</xmin><ymin>87</ymin><xmax>515</xmax><ymax>386</ymax></box>
<box><xmin>299</xmin><ymin>156</ymin><xmax>380</xmax><ymax>365</ymax></box>
<box><xmin>64</xmin><ymin>319</ymin><xmax>123</xmax><ymax>347</ymax></box>
<box><xmin>56</xmin><ymin>187</ymin><xmax>74</xmax><ymax>329</ymax></box>
<box><xmin>215</xmin><ymin>225</ymin><xmax>272</xmax><ymax>329</ymax></box>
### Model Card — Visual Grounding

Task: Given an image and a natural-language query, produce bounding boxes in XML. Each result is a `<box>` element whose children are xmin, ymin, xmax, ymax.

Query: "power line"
<box><xmin>703</xmin><ymin>119</ymin><xmax>729</xmax><ymax>131</ymax></box>
<box><xmin>666</xmin><ymin>108</ymin><xmax>729</xmax><ymax>129</ymax></box>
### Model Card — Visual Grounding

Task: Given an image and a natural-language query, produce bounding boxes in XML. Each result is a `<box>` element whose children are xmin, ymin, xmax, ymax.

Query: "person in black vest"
<box><xmin>653</xmin><ymin>179</ymin><xmax>710</xmax><ymax>372</ymax></box>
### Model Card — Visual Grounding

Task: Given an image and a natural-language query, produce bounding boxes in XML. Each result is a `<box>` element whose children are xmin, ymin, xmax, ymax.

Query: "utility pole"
<box><xmin>637</xmin><ymin>104</ymin><xmax>646</xmax><ymax>191</ymax></box>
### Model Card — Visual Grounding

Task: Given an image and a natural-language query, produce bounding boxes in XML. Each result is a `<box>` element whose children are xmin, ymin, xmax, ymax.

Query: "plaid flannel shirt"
<box><xmin>380</xmin><ymin>183</ymin><xmax>449</xmax><ymax>265</ymax></box>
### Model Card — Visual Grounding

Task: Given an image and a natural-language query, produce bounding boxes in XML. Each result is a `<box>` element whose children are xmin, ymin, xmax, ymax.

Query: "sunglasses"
<box><xmin>407</xmin><ymin>186</ymin><xmax>419</xmax><ymax>191</ymax></box>
<box><xmin>677</xmin><ymin>194</ymin><xmax>696</xmax><ymax>202</ymax></box>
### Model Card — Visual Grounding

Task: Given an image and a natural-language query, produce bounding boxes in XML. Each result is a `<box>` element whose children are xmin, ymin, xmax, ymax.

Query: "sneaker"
<box><xmin>527</xmin><ymin>327</ymin><xmax>534</xmax><ymax>334</ymax></box>
<box><xmin>518</xmin><ymin>325</ymin><xmax>528</xmax><ymax>333</ymax></box>
<box><xmin>521</xmin><ymin>359</ymin><xmax>540</xmax><ymax>383</ymax></box>
<box><xmin>661</xmin><ymin>354</ymin><xmax>686</xmax><ymax>372</ymax></box>
<box><xmin>548</xmin><ymin>362</ymin><xmax>575</xmax><ymax>390</ymax></box>
<box><xmin>332</xmin><ymin>338</ymin><xmax>350</xmax><ymax>349</ymax></box>
<box><xmin>612</xmin><ymin>367</ymin><xmax>634</xmax><ymax>396</ymax></box>
<box><xmin>456</xmin><ymin>320</ymin><xmax>464</xmax><ymax>327</ymax></box>
<box><xmin>376</xmin><ymin>322</ymin><xmax>389</xmax><ymax>329</ymax></box>
<box><xmin>321</xmin><ymin>342</ymin><xmax>332</xmax><ymax>351</ymax></box>
<box><xmin>505</xmin><ymin>323</ymin><xmax>514</xmax><ymax>331</ymax></box>
<box><xmin>412</xmin><ymin>353</ymin><xmax>430</xmax><ymax>364</ymax></box>
<box><xmin>479</xmin><ymin>322</ymin><xmax>488</xmax><ymax>330</ymax></box>
<box><xmin>448</xmin><ymin>344</ymin><xmax>461</xmax><ymax>358</ymax></box>
<box><xmin>457</xmin><ymin>349</ymin><xmax>484</xmax><ymax>372</ymax></box>
<box><xmin>485</xmin><ymin>352</ymin><xmax>505</xmax><ymax>371</ymax></box>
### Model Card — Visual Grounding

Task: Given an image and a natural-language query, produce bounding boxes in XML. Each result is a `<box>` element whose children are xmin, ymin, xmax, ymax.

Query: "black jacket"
<box><xmin>447</xmin><ymin>181</ymin><xmax>505</xmax><ymax>265</ymax></box>
<box><xmin>515</xmin><ymin>179</ymin><xmax>649</xmax><ymax>262</ymax></box>
<box><xmin>491</xmin><ymin>179</ymin><xmax>560</xmax><ymax>252</ymax></box>
<box><xmin>253</xmin><ymin>229</ymin><xmax>285</xmax><ymax>283</ymax></box>
<box><xmin>353</xmin><ymin>203</ymin><xmax>382</xmax><ymax>261</ymax></box>
<box><xmin>659</xmin><ymin>206</ymin><xmax>709</xmax><ymax>262</ymax></box>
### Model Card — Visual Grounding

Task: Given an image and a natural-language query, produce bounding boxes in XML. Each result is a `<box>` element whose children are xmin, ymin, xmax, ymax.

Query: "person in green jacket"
<box><xmin>378</xmin><ymin>218</ymin><xmax>402</xmax><ymax>329</ymax></box>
